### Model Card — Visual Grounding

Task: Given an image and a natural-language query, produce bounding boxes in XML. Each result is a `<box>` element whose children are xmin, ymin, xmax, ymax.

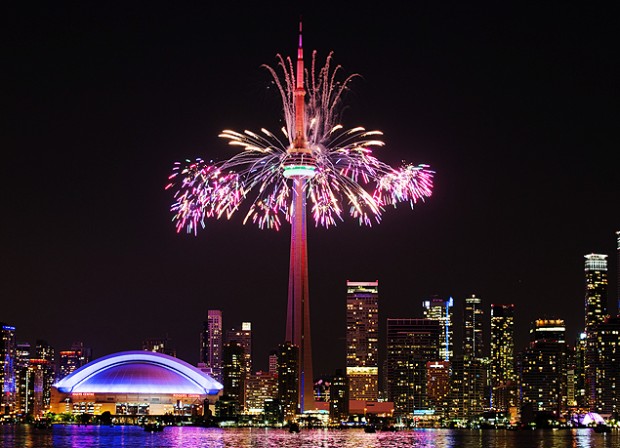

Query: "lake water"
<box><xmin>2</xmin><ymin>425</ymin><xmax>620</xmax><ymax>448</ymax></box>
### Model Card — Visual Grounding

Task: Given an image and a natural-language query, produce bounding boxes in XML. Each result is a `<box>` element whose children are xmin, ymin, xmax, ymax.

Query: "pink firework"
<box><xmin>166</xmin><ymin>51</ymin><xmax>434</xmax><ymax>234</ymax></box>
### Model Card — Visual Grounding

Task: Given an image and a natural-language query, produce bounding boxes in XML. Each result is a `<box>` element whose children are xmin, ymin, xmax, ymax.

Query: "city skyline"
<box><xmin>3</xmin><ymin>3</ymin><xmax>618</xmax><ymax>376</ymax></box>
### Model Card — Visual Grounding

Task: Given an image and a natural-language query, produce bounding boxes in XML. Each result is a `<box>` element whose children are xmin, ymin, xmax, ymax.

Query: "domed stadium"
<box><xmin>50</xmin><ymin>351</ymin><xmax>222</xmax><ymax>417</ymax></box>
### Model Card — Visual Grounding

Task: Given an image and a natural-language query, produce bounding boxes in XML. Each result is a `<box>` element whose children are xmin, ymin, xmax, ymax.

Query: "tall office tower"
<box><xmin>244</xmin><ymin>370</ymin><xmax>278</xmax><ymax>415</ymax></box>
<box><xmin>346</xmin><ymin>281</ymin><xmax>379</xmax><ymax>400</ymax></box>
<box><xmin>584</xmin><ymin>253</ymin><xmax>609</xmax><ymax>411</ymax></box>
<box><xmin>221</xmin><ymin>341</ymin><xmax>245</xmax><ymax>415</ymax></box>
<box><xmin>329</xmin><ymin>369</ymin><xmax>349</xmax><ymax>424</ymax></box>
<box><xmin>426</xmin><ymin>361</ymin><xmax>451</xmax><ymax>417</ymax></box>
<box><xmin>422</xmin><ymin>296</ymin><xmax>454</xmax><ymax>361</ymax></box>
<box><xmin>590</xmin><ymin>316</ymin><xmax>620</xmax><ymax>414</ymax></box>
<box><xmin>459</xmin><ymin>295</ymin><xmax>489</xmax><ymax>415</ymax></box>
<box><xmin>226</xmin><ymin>322</ymin><xmax>252</xmax><ymax>378</ymax></box>
<box><xmin>386</xmin><ymin>318</ymin><xmax>440</xmax><ymax>415</ymax></box>
<box><xmin>1</xmin><ymin>323</ymin><xmax>16</xmax><ymax>415</ymax></box>
<box><xmin>617</xmin><ymin>231</ymin><xmax>620</xmax><ymax>312</ymax></box>
<box><xmin>34</xmin><ymin>340</ymin><xmax>56</xmax><ymax>412</ymax></box>
<box><xmin>58</xmin><ymin>342</ymin><xmax>92</xmax><ymax>381</ymax></box>
<box><xmin>585</xmin><ymin>254</ymin><xmax>609</xmax><ymax>331</ymax></box>
<box><xmin>277</xmin><ymin>342</ymin><xmax>299</xmax><ymax>420</ymax></box>
<box><xmin>463</xmin><ymin>295</ymin><xmax>485</xmax><ymax>359</ymax></box>
<box><xmin>15</xmin><ymin>342</ymin><xmax>30</xmax><ymax>415</ymax></box>
<box><xmin>490</xmin><ymin>304</ymin><xmax>516</xmax><ymax>411</ymax></box>
<box><xmin>142</xmin><ymin>337</ymin><xmax>175</xmax><ymax>357</ymax></box>
<box><xmin>519</xmin><ymin>319</ymin><xmax>568</xmax><ymax>414</ymax></box>
<box><xmin>200</xmin><ymin>310</ymin><xmax>223</xmax><ymax>383</ymax></box>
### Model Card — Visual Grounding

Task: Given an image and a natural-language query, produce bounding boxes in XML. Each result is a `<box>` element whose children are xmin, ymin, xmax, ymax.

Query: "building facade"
<box><xmin>200</xmin><ymin>310</ymin><xmax>223</xmax><ymax>383</ymax></box>
<box><xmin>226</xmin><ymin>322</ymin><xmax>252</xmax><ymax>381</ymax></box>
<box><xmin>386</xmin><ymin>318</ymin><xmax>440</xmax><ymax>416</ymax></box>
<box><xmin>490</xmin><ymin>304</ymin><xmax>516</xmax><ymax>411</ymax></box>
<box><xmin>519</xmin><ymin>319</ymin><xmax>568</xmax><ymax>415</ymax></box>
<box><xmin>422</xmin><ymin>296</ymin><xmax>454</xmax><ymax>361</ymax></box>
<box><xmin>1</xmin><ymin>323</ymin><xmax>16</xmax><ymax>418</ymax></box>
<box><xmin>346</xmin><ymin>281</ymin><xmax>379</xmax><ymax>401</ymax></box>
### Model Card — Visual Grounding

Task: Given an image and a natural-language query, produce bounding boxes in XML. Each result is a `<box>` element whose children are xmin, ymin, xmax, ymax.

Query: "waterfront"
<box><xmin>2</xmin><ymin>425</ymin><xmax>620</xmax><ymax>448</ymax></box>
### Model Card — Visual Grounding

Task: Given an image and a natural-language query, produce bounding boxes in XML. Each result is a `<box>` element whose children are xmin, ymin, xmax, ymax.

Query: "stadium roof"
<box><xmin>53</xmin><ymin>351</ymin><xmax>222</xmax><ymax>395</ymax></box>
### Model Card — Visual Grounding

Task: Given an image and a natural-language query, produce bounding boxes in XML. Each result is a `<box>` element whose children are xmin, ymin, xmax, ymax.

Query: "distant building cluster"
<box><xmin>1</xmin><ymin>232</ymin><xmax>619</xmax><ymax>427</ymax></box>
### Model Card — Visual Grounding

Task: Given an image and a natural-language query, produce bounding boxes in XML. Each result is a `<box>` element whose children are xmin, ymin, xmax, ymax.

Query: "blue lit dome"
<box><xmin>53</xmin><ymin>351</ymin><xmax>222</xmax><ymax>395</ymax></box>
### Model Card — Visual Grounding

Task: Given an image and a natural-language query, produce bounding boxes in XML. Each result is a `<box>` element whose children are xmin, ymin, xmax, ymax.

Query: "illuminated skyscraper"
<box><xmin>277</xmin><ymin>342</ymin><xmax>299</xmax><ymax>420</ymax></box>
<box><xmin>386</xmin><ymin>318</ymin><xmax>440</xmax><ymax>415</ymax></box>
<box><xmin>590</xmin><ymin>315</ymin><xmax>620</xmax><ymax>414</ymax></box>
<box><xmin>519</xmin><ymin>319</ymin><xmax>568</xmax><ymax>413</ymax></box>
<box><xmin>584</xmin><ymin>253</ymin><xmax>608</xmax><ymax>411</ymax></box>
<box><xmin>200</xmin><ymin>310</ymin><xmax>223</xmax><ymax>383</ymax></box>
<box><xmin>33</xmin><ymin>340</ymin><xmax>55</xmax><ymax>414</ymax></box>
<box><xmin>426</xmin><ymin>361</ymin><xmax>451</xmax><ymax>417</ymax></box>
<box><xmin>585</xmin><ymin>254</ymin><xmax>608</xmax><ymax>332</ymax></box>
<box><xmin>1</xmin><ymin>323</ymin><xmax>16</xmax><ymax>415</ymax></box>
<box><xmin>221</xmin><ymin>341</ymin><xmax>245</xmax><ymax>414</ymax></box>
<box><xmin>15</xmin><ymin>342</ymin><xmax>30</xmax><ymax>416</ymax></box>
<box><xmin>346</xmin><ymin>280</ymin><xmax>379</xmax><ymax>400</ymax></box>
<box><xmin>226</xmin><ymin>322</ymin><xmax>252</xmax><ymax>379</ymax></box>
<box><xmin>463</xmin><ymin>295</ymin><xmax>484</xmax><ymax>360</ymax></box>
<box><xmin>422</xmin><ymin>296</ymin><xmax>454</xmax><ymax>361</ymax></box>
<box><xmin>617</xmin><ymin>231</ymin><xmax>620</xmax><ymax>312</ymax></box>
<box><xmin>490</xmin><ymin>304</ymin><xmax>516</xmax><ymax>411</ymax></box>
<box><xmin>329</xmin><ymin>369</ymin><xmax>349</xmax><ymax>423</ymax></box>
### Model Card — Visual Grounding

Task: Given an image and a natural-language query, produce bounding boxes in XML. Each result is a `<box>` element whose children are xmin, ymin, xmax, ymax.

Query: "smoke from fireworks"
<box><xmin>166</xmin><ymin>51</ymin><xmax>434</xmax><ymax>235</ymax></box>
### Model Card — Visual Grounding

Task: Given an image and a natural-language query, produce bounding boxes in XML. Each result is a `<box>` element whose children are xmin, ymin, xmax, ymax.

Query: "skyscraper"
<box><xmin>386</xmin><ymin>318</ymin><xmax>440</xmax><ymax>415</ymax></box>
<box><xmin>584</xmin><ymin>253</ymin><xmax>608</xmax><ymax>411</ymax></box>
<box><xmin>422</xmin><ymin>296</ymin><xmax>454</xmax><ymax>361</ymax></box>
<box><xmin>200</xmin><ymin>310</ymin><xmax>223</xmax><ymax>383</ymax></box>
<box><xmin>277</xmin><ymin>342</ymin><xmax>299</xmax><ymax>420</ymax></box>
<box><xmin>226</xmin><ymin>322</ymin><xmax>252</xmax><ymax>379</ymax></box>
<box><xmin>585</xmin><ymin>253</ymin><xmax>609</xmax><ymax>332</ymax></box>
<box><xmin>590</xmin><ymin>316</ymin><xmax>620</xmax><ymax>414</ymax></box>
<box><xmin>329</xmin><ymin>369</ymin><xmax>349</xmax><ymax>423</ymax></box>
<box><xmin>221</xmin><ymin>341</ymin><xmax>245</xmax><ymax>414</ymax></box>
<box><xmin>463</xmin><ymin>295</ymin><xmax>484</xmax><ymax>360</ymax></box>
<box><xmin>490</xmin><ymin>304</ymin><xmax>516</xmax><ymax>411</ymax></box>
<box><xmin>15</xmin><ymin>342</ymin><xmax>30</xmax><ymax>416</ymax></box>
<box><xmin>346</xmin><ymin>280</ymin><xmax>379</xmax><ymax>400</ymax></box>
<box><xmin>1</xmin><ymin>323</ymin><xmax>16</xmax><ymax>416</ymax></box>
<box><xmin>519</xmin><ymin>319</ymin><xmax>568</xmax><ymax>414</ymax></box>
<box><xmin>616</xmin><ymin>231</ymin><xmax>620</xmax><ymax>312</ymax></box>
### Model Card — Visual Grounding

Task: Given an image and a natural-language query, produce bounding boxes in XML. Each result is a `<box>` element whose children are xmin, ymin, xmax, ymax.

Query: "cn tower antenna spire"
<box><xmin>292</xmin><ymin>18</ymin><xmax>308</xmax><ymax>151</ymax></box>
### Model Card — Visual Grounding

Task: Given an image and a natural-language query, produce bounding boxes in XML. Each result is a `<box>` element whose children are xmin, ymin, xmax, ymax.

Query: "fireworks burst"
<box><xmin>166</xmin><ymin>51</ymin><xmax>434</xmax><ymax>235</ymax></box>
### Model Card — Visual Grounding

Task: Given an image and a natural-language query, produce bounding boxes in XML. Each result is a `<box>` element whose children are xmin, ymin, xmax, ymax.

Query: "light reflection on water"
<box><xmin>1</xmin><ymin>425</ymin><xmax>620</xmax><ymax>448</ymax></box>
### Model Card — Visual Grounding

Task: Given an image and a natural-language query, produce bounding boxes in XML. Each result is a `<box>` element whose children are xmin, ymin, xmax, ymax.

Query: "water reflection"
<box><xmin>2</xmin><ymin>425</ymin><xmax>620</xmax><ymax>448</ymax></box>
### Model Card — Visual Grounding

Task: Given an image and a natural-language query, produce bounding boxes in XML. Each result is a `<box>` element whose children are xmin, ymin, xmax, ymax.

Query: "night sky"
<box><xmin>3</xmin><ymin>2</ymin><xmax>618</xmax><ymax>376</ymax></box>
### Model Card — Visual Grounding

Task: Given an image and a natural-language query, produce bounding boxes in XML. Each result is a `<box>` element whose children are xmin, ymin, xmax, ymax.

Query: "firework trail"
<box><xmin>166</xmin><ymin>51</ymin><xmax>434</xmax><ymax>235</ymax></box>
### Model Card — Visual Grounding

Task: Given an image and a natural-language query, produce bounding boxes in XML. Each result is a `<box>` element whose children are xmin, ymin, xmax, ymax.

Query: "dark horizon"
<box><xmin>3</xmin><ymin>2</ymin><xmax>618</xmax><ymax>375</ymax></box>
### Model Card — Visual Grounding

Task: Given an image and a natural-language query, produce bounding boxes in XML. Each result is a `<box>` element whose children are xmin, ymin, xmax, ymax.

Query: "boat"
<box><xmin>593</xmin><ymin>423</ymin><xmax>612</xmax><ymax>433</ymax></box>
<box><xmin>288</xmin><ymin>422</ymin><xmax>300</xmax><ymax>433</ymax></box>
<box><xmin>364</xmin><ymin>424</ymin><xmax>376</xmax><ymax>433</ymax></box>
<box><xmin>143</xmin><ymin>422</ymin><xmax>165</xmax><ymax>432</ymax></box>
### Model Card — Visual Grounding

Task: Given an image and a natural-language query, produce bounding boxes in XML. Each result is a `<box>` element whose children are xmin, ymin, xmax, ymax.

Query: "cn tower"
<box><xmin>283</xmin><ymin>20</ymin><xmax>316</xmax><ymax>413</ymax></box>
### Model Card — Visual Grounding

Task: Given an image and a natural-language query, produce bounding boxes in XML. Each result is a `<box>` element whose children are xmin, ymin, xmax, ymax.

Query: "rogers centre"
<box><xmin>51</xmin><ymin>351</ymin><xmax>223</xmax><ymax>416</ymax></box>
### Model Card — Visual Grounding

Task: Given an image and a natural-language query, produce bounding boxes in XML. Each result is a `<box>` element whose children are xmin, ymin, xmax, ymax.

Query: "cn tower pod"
<box><xmin>282</xmin><ymin>151</ymin><xmax>317</xmax><ymax>179</ymax></box>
